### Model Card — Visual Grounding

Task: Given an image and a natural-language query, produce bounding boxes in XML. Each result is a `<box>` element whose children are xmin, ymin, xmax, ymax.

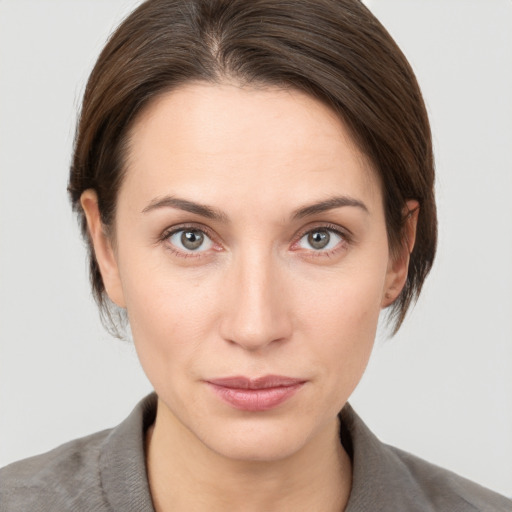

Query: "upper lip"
<box><xmin>207</xmin><ymin>375</ymin><xmax>306</xmax><ymax>389</ymax></box>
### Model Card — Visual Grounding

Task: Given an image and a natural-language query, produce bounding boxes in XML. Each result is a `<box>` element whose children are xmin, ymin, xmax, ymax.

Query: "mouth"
<box><xmin>206</xmin><ymin>375</ymin><xmax>306</xmax><ymax>411</ymax></box>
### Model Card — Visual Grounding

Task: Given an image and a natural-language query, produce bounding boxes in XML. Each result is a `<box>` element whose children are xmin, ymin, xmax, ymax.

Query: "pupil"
<box><xmin>308</xmin><ymin>230</ymin><xmax>330</xmax><ymax>249</ymax></box>
<box><xmin>181</xmin><ymin>230</ymin><xmax>203</xmax><ymax>250</ymax></box>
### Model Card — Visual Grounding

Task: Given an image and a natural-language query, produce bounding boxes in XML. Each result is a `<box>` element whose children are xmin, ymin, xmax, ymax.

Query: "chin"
<box><xmin>209</xmin><ymin>431</ymin><xmax>309</xmax><ymax>463</ymax></box>
<box><xmin>195</xmin><ymin>414</ymin><xmax>323</xmax><ymax>463</ymax></box>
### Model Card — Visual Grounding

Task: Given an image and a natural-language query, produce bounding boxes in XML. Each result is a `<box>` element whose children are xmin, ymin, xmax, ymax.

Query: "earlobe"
<box><xmin>80</xmin><ymin>190</ymin><xmax>126</xmax><ymax>308</ymax></box>
<box><xmin>381</xmin><ymin>200</ymin><xmax>419</xmax><ymax>308</ymax></box>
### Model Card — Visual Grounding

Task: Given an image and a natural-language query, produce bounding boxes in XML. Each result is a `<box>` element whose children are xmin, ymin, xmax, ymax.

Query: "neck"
<box><xmin>145</xmin><ymin>398</ymin><xmax>352</xmax><ymax>512</ymax></box>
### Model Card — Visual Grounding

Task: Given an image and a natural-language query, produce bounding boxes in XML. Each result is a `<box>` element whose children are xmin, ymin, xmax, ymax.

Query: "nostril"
<box><xmin>220</xmin><ymin>309</ymin><xmax>292</xmax><ymax>351</ymax></box>
<box><xmin>219</xmin><ymin>257</ymin><xmax>293</xmax><ymax>350</ymax></box>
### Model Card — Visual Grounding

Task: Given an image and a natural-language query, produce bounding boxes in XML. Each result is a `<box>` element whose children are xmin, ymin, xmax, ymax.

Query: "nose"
<box><xmin>219</xmin><ymin>249</ymin><xmax>293</xmax><ymax>352</ymax></box>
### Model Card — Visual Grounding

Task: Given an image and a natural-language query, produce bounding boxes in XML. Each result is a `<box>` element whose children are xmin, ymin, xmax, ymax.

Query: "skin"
<box><xmin>82</xmin><ymin>83</ymin><xmax>418</xmax><ymax>512</ymax></box>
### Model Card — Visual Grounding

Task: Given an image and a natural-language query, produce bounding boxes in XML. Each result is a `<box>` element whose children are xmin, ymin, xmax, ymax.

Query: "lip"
<box><xmin>206</xmin><ymin>375</ymin><xmax>306</xmax><ymax>411</ymax></box>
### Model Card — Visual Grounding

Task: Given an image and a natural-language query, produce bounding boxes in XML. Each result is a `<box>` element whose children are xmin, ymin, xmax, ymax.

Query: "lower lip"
<box><xmin>207</xmin><ymin>383</ymin><xmax>304</xmax><ymax>411</ymax></box>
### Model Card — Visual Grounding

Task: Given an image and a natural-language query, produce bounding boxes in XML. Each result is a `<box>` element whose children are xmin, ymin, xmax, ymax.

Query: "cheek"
<box><xmin>118</xmin><ymin>257</ymin><xmax>220</xmax><ymax>387</ymax></box>
<box><xmin>294</xmin><ymin>257</ymin><xmax>388</xmax><ymax>394</ymax></box>
<box><xmin>297</xmin><ymin>254</ymin><xmax>387</xmax><ymax>337</ymax></box>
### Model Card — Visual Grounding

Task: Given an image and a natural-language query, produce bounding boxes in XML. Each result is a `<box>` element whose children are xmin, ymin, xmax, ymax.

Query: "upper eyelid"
<box><xmin>161</xmin><ymin>223</ymin><xmax>215</xmax><ymax>240</ymax></box>
<box><xmin>294</xmin><ymin>222</ymin><xmax>351</xmax><ymax>242</ymax></box>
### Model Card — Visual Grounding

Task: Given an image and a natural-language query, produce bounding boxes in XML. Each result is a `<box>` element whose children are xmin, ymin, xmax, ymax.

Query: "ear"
<box><xmin>381</xmin><ymin>199</ymin><xmax>419</xmax><ymax>308</ymax></box>
<box><xmin>80</xmin><ymin>190</ymin><xmax>126</xmax><ymax>308</ymax></box>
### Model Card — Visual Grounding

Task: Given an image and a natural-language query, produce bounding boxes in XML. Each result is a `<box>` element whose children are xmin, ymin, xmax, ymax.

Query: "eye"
<box><xmin>167</xmin><ymin>228</ymin><xmax>213</xmax><ymax>252</ymax></box>
<box><xmin>296</xmin><ymin>228</ymin><xmax>344</xmax><ymax>251</ymax></box>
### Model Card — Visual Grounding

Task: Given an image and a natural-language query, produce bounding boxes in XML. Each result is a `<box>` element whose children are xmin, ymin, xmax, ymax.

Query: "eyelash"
<box><xmin>158</xmin><ymin>224</ymin><xmax>218</xmax><ymax>259</ymax></box>
<box><xmin>292</xmin><ymin>223</ymin><xmax>351</xmax><ymax>258</ymax></box>
<box><xmin>158</xmin><ymin>222</ymin><xmax>351</xmax><ymax>259</ymax></box>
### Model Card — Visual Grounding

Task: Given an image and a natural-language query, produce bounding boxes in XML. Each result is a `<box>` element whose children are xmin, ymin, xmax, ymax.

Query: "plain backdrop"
<box><xmin>1</xmin><ymin>0</ymin><xmax>511</xmax><ymax>498</ymax></box>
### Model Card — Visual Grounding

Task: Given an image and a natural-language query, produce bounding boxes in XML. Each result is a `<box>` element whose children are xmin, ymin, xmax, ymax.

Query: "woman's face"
<box><xmin>84</xmin><ymin>83</ymin><xmax>411</xmax><ymax>461</ymax></box>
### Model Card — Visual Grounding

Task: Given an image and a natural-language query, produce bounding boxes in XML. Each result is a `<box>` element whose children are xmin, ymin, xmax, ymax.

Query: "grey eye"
<box><xmin>182</xmin><ymin>230</ymin><xmax>204</xmax><ymax>250</ymax></box>
<box><xmin>297</xmin><ymin>228</ymin><xmax>343</xmax><ymax>251</ymax></box>
<box><xmin>169</xmin><ymin>229</ymin><xmax>212</xmax><ymax>252</ymax></box>
<box><xmin>307</xmin><ymin>229</ymin><xmax>330</xmax><ymax>249</ymax></box>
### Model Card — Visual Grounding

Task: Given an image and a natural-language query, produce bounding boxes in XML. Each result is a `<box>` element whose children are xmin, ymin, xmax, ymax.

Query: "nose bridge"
<box><xmin>220</xmin><ymin>244</ymin><xmax>291</xmax><ymax>351</ymax></box>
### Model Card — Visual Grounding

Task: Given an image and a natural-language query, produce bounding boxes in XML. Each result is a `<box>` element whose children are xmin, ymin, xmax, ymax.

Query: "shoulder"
<box><xmin>384</xmin><ymin>443</ymin><xmax>511</xmax><ymax>512</ymax></box>
<box><xmin>341</xmin><ymin>403</ymin><xmax>511</xmax><ymax>512</ymax></box>
<box><xmin>0</xmin><ymin>428</ymin><xmax>112</xmax><ymax>511</ymax></box>
<box><xmin>0</xmin><ymin>394</ymin><xmax>156</xmax><ymax>512</ymax></box>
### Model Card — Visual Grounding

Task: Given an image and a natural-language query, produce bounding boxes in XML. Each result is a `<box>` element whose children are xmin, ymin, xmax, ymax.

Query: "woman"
<box><xmin>1</xmin><ymin>1</ymin><xmax>510</xmax><ymax>510</ymax></box>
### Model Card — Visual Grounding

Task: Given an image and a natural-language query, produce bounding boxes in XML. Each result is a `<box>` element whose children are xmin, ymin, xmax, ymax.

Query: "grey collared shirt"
<box><xmin>1</xmin><ymin>394</ymin><xmax>510</xmax><ymax>511</ymax></box>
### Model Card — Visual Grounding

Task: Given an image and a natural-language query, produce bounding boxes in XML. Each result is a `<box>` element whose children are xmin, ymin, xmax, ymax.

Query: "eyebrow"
<box><xmin>142</xmin><ymin>196</ymin><xmax>229</xmax><ymax>222</ymax></box>
<box><xmin>291</xmin><ymin>195</ymin><xmax>369</xmax><ymax>219</ymax></box>
<box><xmin>141</xmin><ymin>194</ymin><xmax>368</xmax><ymax>221</ymax></box>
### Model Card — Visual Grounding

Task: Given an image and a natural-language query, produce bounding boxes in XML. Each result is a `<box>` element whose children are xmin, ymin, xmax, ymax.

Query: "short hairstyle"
<box><xmin>68</xmin><ymin>0</ymin><xmax>437</xmax><ymax>336</ymax></box>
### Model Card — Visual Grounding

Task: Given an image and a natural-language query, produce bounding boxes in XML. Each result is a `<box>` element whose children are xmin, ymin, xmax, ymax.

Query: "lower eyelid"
<box><xmin>160</xmin><ymin>225</ymin><xmax>350</xmax><ymax>258</ymax></box>
<box><xmin>299</xmin><ymin>240</ymin><xmax>349</xmax><ymax>260</ymax></box>
<box><xmin>165</xmin><ymin>246</ymin><xmax>205</xmax><ymax>259</ymax></box>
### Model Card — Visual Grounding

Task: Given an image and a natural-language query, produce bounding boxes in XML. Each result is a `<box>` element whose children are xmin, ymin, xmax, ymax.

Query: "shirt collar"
<box><xmin>99</xmin><ymin>393</ymin><xmax>157</xmax><ymax>511</ymax></box>
<box><xmin>341</xmin><ymin>402</ymin><xmax>435</xmax><ymax>511</ymax></box>
<box><xmin>98</xmin><ymin>393</ymin><xmax>429</xmax><ymax>512</ymax></box>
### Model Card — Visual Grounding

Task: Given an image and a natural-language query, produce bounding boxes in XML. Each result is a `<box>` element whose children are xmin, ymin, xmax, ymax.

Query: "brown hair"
<box><xmin>68</xmin><ymin>0</ymin><xmax>437</xmax><ymax>335</ymax></box>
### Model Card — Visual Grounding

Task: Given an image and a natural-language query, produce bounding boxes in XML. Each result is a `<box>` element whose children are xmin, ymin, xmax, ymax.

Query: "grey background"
<box><xmin>1</xmin><ymin>0</ymin><xmax>511</xmax><ymax>497</ymax></box>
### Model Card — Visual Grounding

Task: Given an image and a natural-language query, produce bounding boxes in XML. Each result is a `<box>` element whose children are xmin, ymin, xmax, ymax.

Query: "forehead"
<box><xmin>121</xmin><ymin>82</ymin><xmax>382</xmax><ymax>215</ymax></box>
